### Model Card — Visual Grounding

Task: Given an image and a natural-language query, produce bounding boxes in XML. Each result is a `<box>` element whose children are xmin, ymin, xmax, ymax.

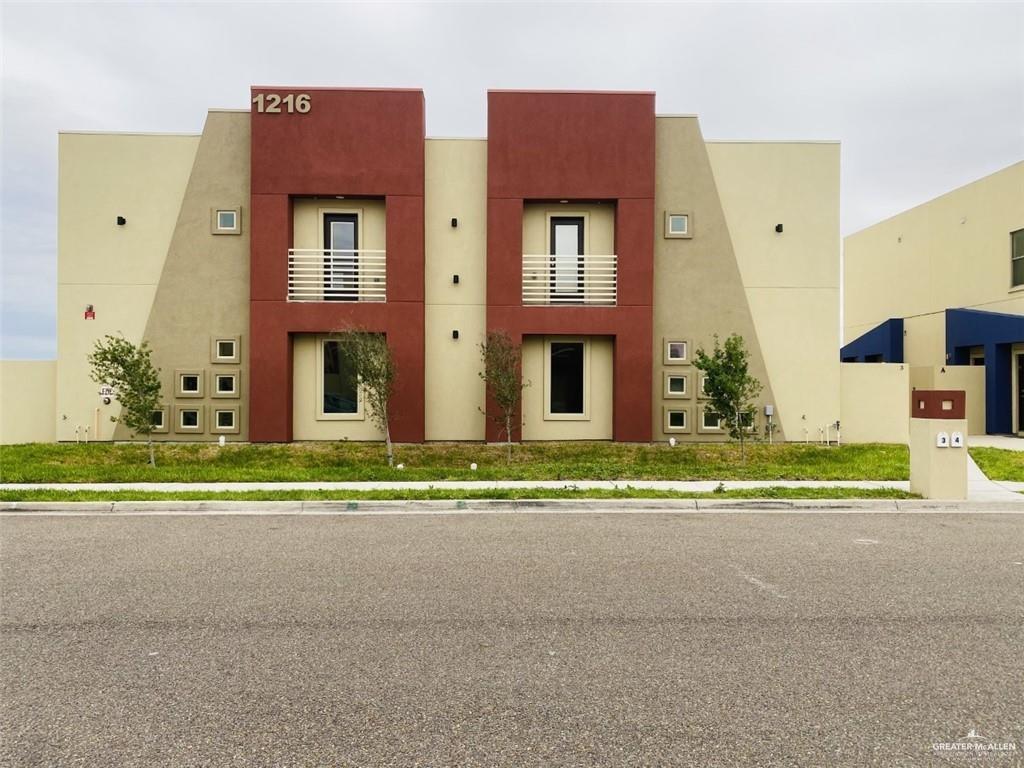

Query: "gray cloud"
<box><xmin>2</xmin><ymin>1</ymin><xmax>1022</xmax><ymax>358</ymax></box>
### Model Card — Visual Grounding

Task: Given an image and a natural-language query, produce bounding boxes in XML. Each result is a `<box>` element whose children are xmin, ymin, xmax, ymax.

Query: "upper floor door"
<box><xmin>550</xmin><ymin>216</ymin><xmax>584</xmax><ymax>300</ymax></box>
<box><xmin>323</xmin><ymin>213</ymin><xmax>359</xmax><ymax>301</ymax></box>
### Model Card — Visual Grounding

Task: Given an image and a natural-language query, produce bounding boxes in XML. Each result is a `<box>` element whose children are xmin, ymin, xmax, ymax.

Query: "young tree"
<box><xmin>479</xmin><ymin>330</ymin><xmax>529</xmax><ymax>461</ymax></box>
<box><xmin>331</xmin><ymin>329</ymin><xmax>398</xmax><ymax>467</ymax></box>
<box><xmin>88</xmin><ymin>335</ymin><xmax>163</xmax><ymax>467</ymax></box>
<box><xmin>693</xmin><ymin>334</ymin><xmax>763</xmax><ymax>461</ymax></box>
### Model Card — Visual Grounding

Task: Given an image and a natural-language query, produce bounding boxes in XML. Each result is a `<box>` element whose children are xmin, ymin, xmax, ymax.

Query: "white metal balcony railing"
<box><xmin>287</xmin><ymin>249</ymin><xmax>386</xmax><ymax>303</ymax></box>
<box><xmin>521</xmin><ymin>253</ymin><xmax>617</xmax><ymax>306</ymax></box>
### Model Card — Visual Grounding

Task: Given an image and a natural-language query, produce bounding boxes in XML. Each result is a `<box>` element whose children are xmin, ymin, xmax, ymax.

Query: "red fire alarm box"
<box><xmin>84</xmin><ymin>304</ymin><xmax>95</xmax><ymax>320</ymax></box>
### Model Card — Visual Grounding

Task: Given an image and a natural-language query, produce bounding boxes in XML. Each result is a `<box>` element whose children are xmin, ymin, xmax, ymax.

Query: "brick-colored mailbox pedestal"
<box><xmin>909</xmin><ymin>390</ymin><xmax>967</xmax><ymax>500</ymax></box>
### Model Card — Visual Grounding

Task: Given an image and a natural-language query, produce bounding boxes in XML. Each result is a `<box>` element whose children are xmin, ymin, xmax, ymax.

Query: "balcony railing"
<box><xmin>287</xmin><ymin>249</ymin><xmax>386</xmax><ymax>303</ymax></box>
<box><xmin>522</xmin><ymin>253</ymin><xmax>617</xmax><ymax>306</ymax></box>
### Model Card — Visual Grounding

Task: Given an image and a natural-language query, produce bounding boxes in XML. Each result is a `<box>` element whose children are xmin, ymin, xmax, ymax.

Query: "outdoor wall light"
<box><xmin>116</xmin><ymin>216</ymin><xmax>126</xmax><ymax>226</ymax></box>
<box><xmin>452</xmin><ymin>330</ymin><xmax>459</xmax><ymax>340</ymax></box>
<box><xmin>775</xmin><ymin>223</ymin><xmax>784</xmax><ymax>233</ymax></box>
<box><xmin>451</xmin><ymin>218</ymin><xmax>458</xmax><ymax>228</ymax></box>
<box><xmin>453</xmin><ymin>274</ymin><xmax>460</xmax><ymax>284</ymax></box>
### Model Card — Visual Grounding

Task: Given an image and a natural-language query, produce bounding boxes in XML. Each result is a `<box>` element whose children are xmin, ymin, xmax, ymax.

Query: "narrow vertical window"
<box><xmin>322</xmin><ymin>340</ymin><xmax>358</xmax><ymax>414</ymax></box>
<box><xmin>549</xmin><ymin>341</ymin><xmax>585</xmax><ymax>414</ymax></box>
<box><xmin>1012</xmin><ymin>229</ymin><xmax>1024</xmax><ymax>288</ymax></box>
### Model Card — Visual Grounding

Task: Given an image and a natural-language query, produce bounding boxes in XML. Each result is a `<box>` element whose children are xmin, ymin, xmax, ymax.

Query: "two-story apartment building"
<box><xmin>51</xmin><ymin>87</ymin><xmax>840</xmax><ymax>444</ymax></box>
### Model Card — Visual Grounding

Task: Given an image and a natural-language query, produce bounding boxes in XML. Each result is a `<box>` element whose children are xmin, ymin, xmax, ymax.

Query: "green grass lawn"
<box><xmin>0</xmin><ymin>441</ymin><xmax>908</xmax><ymax>484</ymax></box>
<box><xmin>0</xmin><ymin>486</ymin><xmax>915</xmax><ymax>503</ymax></box>
<box><xmin>969</xmin><ymin>447</ymin><xmax>1024</xmax><ymax>481</ymax></box>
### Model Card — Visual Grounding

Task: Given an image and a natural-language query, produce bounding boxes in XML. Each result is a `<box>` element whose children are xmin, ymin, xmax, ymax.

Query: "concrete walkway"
<box><xmin>2</xmin><ymin>472</ymin><xmax>1022</xmax><ymax>503</ymax></box>
<box><xmin>967</xmin><ymin>435</ymin><xmax>1024</xmax><ymax>450</ymax></box>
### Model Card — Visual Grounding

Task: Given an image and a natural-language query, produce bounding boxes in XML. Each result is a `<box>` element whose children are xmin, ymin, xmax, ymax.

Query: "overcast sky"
<box><xmin>2</xmin><ymin>1</ymin><xmax>1022</xmax><ymax>359</ymax></box>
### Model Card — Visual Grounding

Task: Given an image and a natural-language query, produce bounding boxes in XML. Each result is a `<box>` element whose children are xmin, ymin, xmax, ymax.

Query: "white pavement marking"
<box><xmin>853</xmin><ymin>538</ymin><xmax>879</xmax><ymax>544</ymax></box>
<box><xmin>732</xmin><ymin>565</ymin><xmax>788</xmax><ymax>599</ymax></box>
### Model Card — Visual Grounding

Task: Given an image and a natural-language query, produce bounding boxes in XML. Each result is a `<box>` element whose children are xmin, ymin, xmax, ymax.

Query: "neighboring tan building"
<box><xmin>842</xmin><ymin>162</ymin><xmax>1024</xmax><ymax>436</ymax></box>
<box><xmin>49</xmin><ymin>87</ymin><xmax>839</xmax><ymax>444</ymax></box>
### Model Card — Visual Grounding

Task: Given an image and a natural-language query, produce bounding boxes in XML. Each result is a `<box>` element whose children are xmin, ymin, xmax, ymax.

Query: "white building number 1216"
<box><xmin>252</xmin><ymin>93</ymin><xmax>311</xmax><ymax>114</ymax></box>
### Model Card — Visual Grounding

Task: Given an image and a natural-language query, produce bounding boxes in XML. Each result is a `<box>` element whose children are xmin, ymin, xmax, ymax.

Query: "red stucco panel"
<box><xmin>249</xmin><ymin>88</ymin><xmax>425</xmax><ymax>442</ymax></box>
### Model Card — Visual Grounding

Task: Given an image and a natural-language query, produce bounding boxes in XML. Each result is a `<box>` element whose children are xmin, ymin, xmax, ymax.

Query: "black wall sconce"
<box><xmin>774</xmin><ymin>223</ymin><xmax>783</xmax><ymax>233</ymax></box>
<box><xmin>116</xmin><ymin>216</ymin><xmax>127</xmax><ymax>226</ymax></box>
<box><xmin>451</xmin><ymin>218</ymin><xmax>458</xmax><ymax>228</ymax></box>
<box><xmin>452</xmin><ymin>330</ymin><xmax>459</xmax><ymax>340</ymax></box>
<box><xmin>453</xmin><ymin>274</ymin><xmax>460</xmax><ymax>284</ymax></box>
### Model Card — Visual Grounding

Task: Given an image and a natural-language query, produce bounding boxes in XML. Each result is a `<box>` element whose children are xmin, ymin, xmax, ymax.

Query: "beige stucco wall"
<box><xmin>522</xmin><ymin>202</ymin><xmax>615</xmax><ymax>255</ymax></box>
<box><xmin>521</xmin><ymin>336</ymin><xmax>613</xmax><ymax>441</ymax></box>
<box><xmin>708</xmin><ymin>140</ymin><xmax>841</xmax><ymax>443</ymax></box>
<box><xmin>909</xmin><ymin>417</ymin><xmax>968</xmax><ymax>500</ymax></box>
<box><xmin>291</xmin><ymin>334</ymin><xmax>385</xmax><ymax>441</ymax></box>
<box><xmin>652</xmin><ymin>117</ymin><xmax>780</xmax><ymax>442</ymax></box>
<box><xmin>910</xmin><ymin>365</ymin><xmax>986</xmax><ymax>435</ymax></box>
<box><xmin>424</xmin><ymin>139</ymin><xmax>487</xmax><ymax>441</ymax></box>
<box><xmin>136</xmin><ymin>111</ymin><xmax>251</xmax><ymax>442</ymax></box>
<box><xmin>839</xmin><ymin>363</ymin><xmax>910</xmax><ymax>444</ymax></box>
<box><xmin>844</xmin><ymin>161</ymin><xmax>1024</xmax><ymax>346</ymax></box>
<box><xmin>0</xmin><ymin>361</ymin><xmax>56</xmax><ymax>445</ymax></box>
<box><xmin>292</xmin><ymin>197</ymin><xmax>386</xmax><ymax>251</ymax></box>
<box><xmin>57</xmin><ymin>132</ymin><xmax>200</xmax><ymax>441</ymax></box>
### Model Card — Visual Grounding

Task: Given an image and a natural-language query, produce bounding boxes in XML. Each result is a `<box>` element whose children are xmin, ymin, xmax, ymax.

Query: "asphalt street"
<box><xmin>1</xmin><ymin>511</ymin><xmax>1022</xmax><ymax>767</ymax></box>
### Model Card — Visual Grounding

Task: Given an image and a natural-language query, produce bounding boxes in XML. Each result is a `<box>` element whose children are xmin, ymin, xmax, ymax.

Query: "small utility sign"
<box><xmin>98</xmin><ymin>386</ymin><xmax>117</xmax><ymax>398</ymax></box>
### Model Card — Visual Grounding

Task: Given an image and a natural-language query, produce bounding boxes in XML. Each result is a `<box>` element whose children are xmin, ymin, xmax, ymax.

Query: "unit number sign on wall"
<box><xmin>252</xmin><ymin>93</ymin><xmax>311</xmax><ymax>114</ymax></box>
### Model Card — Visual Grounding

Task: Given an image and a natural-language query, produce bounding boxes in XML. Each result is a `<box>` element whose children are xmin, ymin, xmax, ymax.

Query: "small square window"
<box><xmin>149</xmin><ymin>406</ymin><xmax>169</xmax><ymax>434</ymax></box>
<box><xmin>699</xmin><ymin>376</ymin><xmax>711</xmax><ymax>399</ymax></box>
<box><xmin>665</xmin><ymin>211</ymin><xmax>693</xmax><ymax>239</ymax></box>
<box><xmin>701</xmin><ymin>409</ymin><xmax>722</xmax><ymax>430</ymax></box>
<box><xmin>666</xmin><ymin>374</ymin><xmax>687</xmax><ymax>398</ymax></box>
<box><xmin>210</xmin><ymin>207</ymin><xmax>241</xmax><ymax>235</ymax></box>
<box><xmin>217</xmin><ymin>210</ymin><xmax>236</xmax><ymax>231</ymax></box>
<box><xmin>664</xmin><ymin>339</ymin><xmax>689</xmax><ymax>365</ymax></box>
<box><xmin>662</xmin><ymin>405</ymin><xmax>690</xmax><ymax>434</ymax></box>
<box><xmin>175</xmin><ymin>369</ymin><xmax>205</xmax><ymax>398</ymax></box>
<box><xmin>211</xmin><ymin>336</ymin><xmax>241</xmax><ymax>364</ymax></box>
<box><xmin>210</xmin><ymin>405</ymin><xmax>240</xmax><ymax>434</ymax></box>
<box><xmin>174</xmin><ymin>405</ymin><xmax>204</xmax><ymax>434</ymax></box>
<box><xmin>217</xmin><ymin>375</ymin><xmax>235</xmax><ymax>393</ymax></box>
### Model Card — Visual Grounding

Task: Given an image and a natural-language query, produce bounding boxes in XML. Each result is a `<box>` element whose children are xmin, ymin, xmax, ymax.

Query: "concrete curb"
<box><xmin>2</xmin><ymin>499</ymin><xmax>1023</xmax><ymax>514</ymax></box>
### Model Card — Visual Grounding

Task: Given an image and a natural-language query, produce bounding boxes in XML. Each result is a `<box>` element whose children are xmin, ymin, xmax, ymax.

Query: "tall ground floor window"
<box><xmin>321</xmin><ymin>339</ymin><xmax>358</xmax><ymax>416</ymax></box>
<box><xmin>548</xmin><ymin>340</ymin><xmax>586</xmax><ymax>417</ymax></box>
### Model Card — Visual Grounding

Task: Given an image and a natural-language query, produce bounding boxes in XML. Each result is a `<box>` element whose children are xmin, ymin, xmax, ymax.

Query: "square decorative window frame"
<box><xmin>698</xmin><ymin>406</ymin><xmax>723</xmax><ymax>434</ymax></box>
<box><xmin>543</xmin><ymin>336</ymin><xmax>591</xmax><ymax>422</ymax></box>
<box><xmin>664</xmin><ymin>211</ymin><xmax>693</xmax><ymax>239</ymax></box>
<box><xmin>210</xmin><ymin>405</ymin><xmax>241</xmax><ymax>435</ymax></box>
<box><xmin>663</xmin><ymin>338</ymin><xmax>690</xmax><ymax>365</ymax></box>
<box><xmin>316</xmin><ymin>335</ymin><xmax>364</xmax><ymax>421</ymax></box>
<box><xmin>175</xmin><ymin>369</ymin><xmax>205</xmax><ymax>398</ymax></box>
<box><xmin>174</xmin><ymin>405</ymin><xmax>205</xmax><ymax>434</ymax></box>
<box><xmin>698</xmin><ymin>375</ymin><xmax>712</xmax><ymax>399</ymax></box>
<box><xmin>662</xmin><ymin>405</ymin><xmax>691</xmax><ymax>434</ymax></box>
<box><xmin>211</xmin><ymin>207</ymin><xmax>242</xmax><ymax>235</ymax></box>
<box><xmin>211</xmin><ymin>335</ymin><xmax>241</xmax><ymax>364</ymax></box>
<box><xmin>150</xmin><ymin>405</ymin><xmax>169</xmax><ymax>434</ymax></box>
<box><xmin>664</xmin><ymin>372</ymin><xmax>689</xmax><ymax>399</ymax></box>
<box><xmin>211</xmin><ymin>370</ymin><xmax>240</xmax><ymax>399</ymax></box>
